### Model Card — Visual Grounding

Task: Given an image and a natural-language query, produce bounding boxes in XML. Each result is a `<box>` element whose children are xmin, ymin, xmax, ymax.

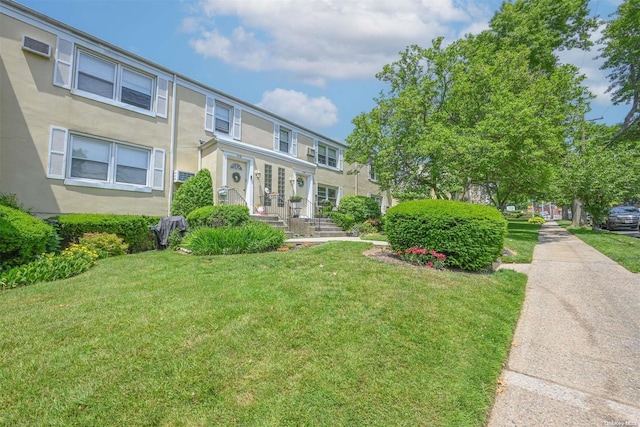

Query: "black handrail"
<box><xmin>218</xmin><ymin>187</ymin><xmax>247</xmax><ymax>207</ymax></box>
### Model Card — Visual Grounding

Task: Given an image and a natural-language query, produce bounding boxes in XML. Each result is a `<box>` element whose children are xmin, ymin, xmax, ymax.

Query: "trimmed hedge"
<box><xmin>337</xmin><ymin>195</ymin><xmax>381</xmax><ymax>223</ymax></box>
<box><xmin>52</xmin><ymin>214</ymin><xmax>160</xmax><ymax>253</ymax></box>
<box><xmin>186</xmin><ymin>205</ymin><xmax>250</xmax><ymax>228</ymax></box>
<box><xmin>386</xmin><ymin>199</ymin><xmax>507</xmax><ymax>271</ymax></box>
<box><xmin>0</xmin><ymin>206</ymin><xmax>58</xmax><ymax>270</ymax></box>
<box><xmin>327</xmin><ymin>211</ymin><xmax>355</xmax><ymax>231</ymax></box>
<box><xmin>170</xmin><ymin>169</ymin><xmax>213</xmax><ymax>218</ymax></box>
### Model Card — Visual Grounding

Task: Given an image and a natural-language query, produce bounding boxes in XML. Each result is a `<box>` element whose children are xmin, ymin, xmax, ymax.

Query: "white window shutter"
<box><xmin>313</xmin><ymin>139</ymin><xmax>318</xmax><ymax>163</ymax></box>
<box><xmin>273</xmin><ymin>123</ymin><xmax>280</xmax><ymax>151</ymax></box>
<box><xmin>205</xmin><ymin>96</ymin><xmax>214</xmax><ymax>132</ymax></box>
<box><xmin>233</xmin><ymin>107</ymin><xmax>242</xmax><ymax>140</ymax></box>
<box><xmin>47</xmin><ymin>126</ymin><xmax>68</xmax><ymax>179</ymax></box>
<box><xmin>155</xmin><ymin>78</ymin><xmax>169</xmax><ymax>118</ymax></box>
<box><xmin>151</xmin><ymin>148</ymin><xmax>165</xmax><ymax>190</ymax></box>
<box><xmin>338</xmin><ymin>149</ymin><xmax>344</xmax><ymax>170</ymax></box>
<box><xmin>337</xmin><ymin>187</ymin><xmax>343</xmax><ymax>206</ymax></box>
<box><xmin>53</xmin><ymin>37</ymin><xmax>73</xmax><ymax>88</ymax></box>
<box><xmin>292</xmin><ymin>131</ymin><xmax>298</xmax><ymax>157</ymax></box>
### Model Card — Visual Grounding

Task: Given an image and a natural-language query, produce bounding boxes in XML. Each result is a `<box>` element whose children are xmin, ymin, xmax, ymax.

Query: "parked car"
<box><xmin>602</xmin><ymin>206</ymin><xmax>640</xmax><ymax>231</ymax></box>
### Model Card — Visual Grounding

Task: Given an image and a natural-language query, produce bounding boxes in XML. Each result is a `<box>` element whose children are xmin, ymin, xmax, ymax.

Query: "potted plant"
<box><xmin>289</xmin><ymin>195</ymin><xmax>302</xmax><ymax>203</ymax></box>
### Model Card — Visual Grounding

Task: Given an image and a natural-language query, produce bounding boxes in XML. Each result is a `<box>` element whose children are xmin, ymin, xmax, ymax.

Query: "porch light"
<box><xmin>254</xmin><ymin>169</ymin><xmax>261</xmax><ymax>179</ymax></box>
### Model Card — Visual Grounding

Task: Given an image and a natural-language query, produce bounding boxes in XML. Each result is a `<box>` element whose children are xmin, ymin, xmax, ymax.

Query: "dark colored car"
<box><xmin>603</xmin><ymin>206</ymin><xmax>640</xmax><ymax>231</ymax></box>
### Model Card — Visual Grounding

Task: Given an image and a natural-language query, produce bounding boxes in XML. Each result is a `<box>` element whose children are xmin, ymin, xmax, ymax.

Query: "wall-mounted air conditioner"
<box><xmin>307</xmin><ymin>148</ymin><xmax>316</xmax><ymax>156</ymax></box>
<box><xmin>174</xmin><ymin>170</ymin><xmax>195</xmax><ymax>183</ymax></box>
<box><xmin>22</xmin><ymin>35</ymin><xmax>51</xmax><ymax>58</ymax></box>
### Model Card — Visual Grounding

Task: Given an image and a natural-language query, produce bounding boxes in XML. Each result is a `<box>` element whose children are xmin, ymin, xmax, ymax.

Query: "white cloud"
<box><xmin>256</xmin><ymin>89</ymin><xmax>339</xmax><ymax>129</ymax></box>
<box><xmin>183</xmin><ymin>0</ymin><xmax>495</xmax><ymax>82</ymax></box>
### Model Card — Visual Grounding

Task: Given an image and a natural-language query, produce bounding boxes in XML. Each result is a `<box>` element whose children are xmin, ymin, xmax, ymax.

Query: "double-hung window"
<box><xmin>75</xmin><ymin>51</ymin><xmax>154</xmax><ymax>111</ymax></box>
<box><xmin>215</xmin><ymin>102</ymin><xmax>232</xmax><ymax>134</ymax></box>
<box><xmin>70</xmin><ymin>134</ymin><xmax>151</xmax><ymax>186</ymax></box>
<box><xmin>317</xmin><ymin>144</ymin><xmax>338</xmax><ymax>168</ymax></box>
<box><xmin>279</xmin><ymin>128</ymin><xmax>291</xmax><ymax>153</ymax></box>
<box><xmin>368</xmin><ymin>164</ymin><xmax>377</xmax><ymax>181</ymax></box>
<box><xmin>317</xmin><ymin>185</ymin><xmax>338</xmax><ymax>206</ymax></box>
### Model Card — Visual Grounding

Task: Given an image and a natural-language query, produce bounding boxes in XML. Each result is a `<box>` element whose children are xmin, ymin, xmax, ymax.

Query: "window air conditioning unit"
<box><xmin>174</xmin><ymin>170</ymin><xmax>195</xmax><ymax>183</ymax></box>
<box><xmin>22</xmin><ymin>35</ymin><xmax>51</xmax><ymax>58</ymax></box>
<box><xmin>307</xmin><ymin>147</ymin><xmax>316</xmax><ymax>156</ymax></box>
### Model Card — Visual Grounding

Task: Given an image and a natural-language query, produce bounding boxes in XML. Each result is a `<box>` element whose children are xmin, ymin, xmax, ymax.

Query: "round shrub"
<box><xmin>182</xmin><ymin>221</ymin><xmax>285</xmax><ymax>255</ymax></box>
<box><xmin>78</xmin><ymin>233</ymin><xmax>128</xmax><ymax>259</ymax></box>
<box><xmin>327</xmin><ymin>211</ymin><xmax>355</xmax><ymax>231</ymax></box>
<box><xmin>337</xmin><ymin>195</ymin><xmax>381</xmax><ymax>223</ymax></box>
<box><xmin>171</xmin><ymin>169</ymin><xmax>213</xmax><ymax>218</ymax></box>
<box><xmin>385</xmin><ymin>199</ymin><xmax>507</xmax><ymax>271</ymax></box>
<box><xmin>186</xmin><ymin>205</ymin><xmax>250</xmax><ymax>228</ymax></box>
<box><xmin>528</xmin><ymin>215</ymin><xmax>546</xmax><ymax>224</ymax></box>
<box><xmin>0</xmin><ymin>205</ymin><xmax>58</xmax><ymax>270</ymax></box>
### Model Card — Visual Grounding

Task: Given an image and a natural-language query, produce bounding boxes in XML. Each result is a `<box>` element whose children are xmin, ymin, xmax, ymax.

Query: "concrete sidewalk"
<box><xmin>286</xmin><ymin>236</ymin><xmax>389</xmax><ymax>246</ymax></box>
<box><xmin>489</xmin><ymin>222</ymin><xmax>640</xmax><ymax>426</ymax></box>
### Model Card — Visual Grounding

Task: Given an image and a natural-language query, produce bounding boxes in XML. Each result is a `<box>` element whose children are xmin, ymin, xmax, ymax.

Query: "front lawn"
<box><xmin>558</xmin><ymin>222</ymin><xmax>640</xmax><ymax>273</ymax></box>
<box><xmin>501</xmin><ymin>219</ymin><xmax>542</xmax><ymax>263</ymax></box>
<box><xmin>0</xmin><ymin>242</ymin><xmax>525</xmax><ymax>426</ymax></box>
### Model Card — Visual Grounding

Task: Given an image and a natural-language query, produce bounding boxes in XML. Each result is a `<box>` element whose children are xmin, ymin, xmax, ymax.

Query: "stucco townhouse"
<box><xmin>0</xmin><ymin>0</ymin><xmax>390</xmax><ymax>223</ymax></box>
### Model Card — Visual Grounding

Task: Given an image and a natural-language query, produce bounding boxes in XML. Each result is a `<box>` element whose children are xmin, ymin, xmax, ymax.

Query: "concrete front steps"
<box><xmin>250</xmin><ymin>214</ymin><xmax>294</xmax><ymax>238</ymax></box>
<box><xmin>250</xmin><ymin>215</ymin><xmax>348</xmax><ymax>238</ymax></box>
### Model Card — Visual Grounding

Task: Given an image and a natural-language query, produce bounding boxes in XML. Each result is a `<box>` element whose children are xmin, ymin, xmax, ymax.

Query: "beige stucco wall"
<box><xmin>0</xmin><ymin>14</ymin><xmax>173</xmax><ymax>216</ymax></box>
<box><xmin>241</xmin><ymin>111</ymin><xmax>274</xmax><ymax>151</ymax></box>
<box><xmin>174</xmin><ymin>85</ymin><xmax>207</xmax><ymax>175</ymax></box>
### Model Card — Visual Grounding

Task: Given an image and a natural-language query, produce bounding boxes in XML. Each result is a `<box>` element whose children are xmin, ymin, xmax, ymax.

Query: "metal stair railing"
<box><xmin>261</xmin><ymin>193</ymin><xmax>287</xmax><ymax>221</ymax></box>
<box><xmin>217</xmin><ymin>188</ymin><xmax>247</xmax><ymax>207</ymax></box>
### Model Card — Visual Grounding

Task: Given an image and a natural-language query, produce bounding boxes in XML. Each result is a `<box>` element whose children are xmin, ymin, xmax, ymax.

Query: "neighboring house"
<box><xmin>0</xmin><ymin>0</ymin><xmax>390</xmax><ymax>220</ymax></box>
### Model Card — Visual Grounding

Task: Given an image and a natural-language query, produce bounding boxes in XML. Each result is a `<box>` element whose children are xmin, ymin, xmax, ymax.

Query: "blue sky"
<box><xmin>16</xmin><ymin>0</ymin><xmax>627</xmax><ymax>142</ymax></box>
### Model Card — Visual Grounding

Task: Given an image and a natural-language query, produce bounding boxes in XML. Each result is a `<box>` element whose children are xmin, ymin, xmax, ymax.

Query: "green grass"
<box><xmin>558</xmin><ymin>223</ymin><xmax>640</xmax><ymax>273</ymax></box>
<box><xmin>359</xmin><ymin>232</ymin><xmax>388</xmax><ymax>242</ymax></box>
<box><xmin>0</xmin><ymin>242</ymin><xmax>526</xmax><ymax>426</ymax></box>
<box><xmin>501</xmin><ymin>219</ymin><xmax>542</xmax><ymax>263</ymax></box>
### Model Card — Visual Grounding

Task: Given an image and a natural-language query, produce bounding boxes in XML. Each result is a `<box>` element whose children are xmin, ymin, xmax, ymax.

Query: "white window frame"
<box><xmin>274</xmin><ymin>124</ymin><xmax>298</xmax><ymax>157</ymax></box>
<box><xmin>71</xmin><ymin>49</ymin><xmax>158</xmax><ymax>115</ymax></box>
<box><xmin>205</xmin><ymin>96</ymin><xmax>242</xmax><ymax>140</ymax></box>
<box><xmin>215</xmin><ymin>101</ymin><xmax>232</xmax><ymax>135</ymax></box>
<box><xmin>317</xmin><ymin>184</ymin><xmax>339</xmax><ymax>206</ymax></box>
<box><xmin>315</xmin><ymin>140</ymin><xmax>343</xmax><ymax>171</ymax></box>
<box><xmin>47</xmin><ymin>126</ymin><xmax>164</xmax><ymax>193</ymax></box>
<box><xmin>368</xmin><ymin>163</ymin><xmax>378</xmax><ymax>181</ymax></box>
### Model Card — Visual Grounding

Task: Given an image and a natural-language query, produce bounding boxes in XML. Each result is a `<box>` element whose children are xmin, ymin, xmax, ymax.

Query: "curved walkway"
<box><xmin>489</xmin><ymin>222</ymin><xmax>640</xmax><ymax>426</ymax></box>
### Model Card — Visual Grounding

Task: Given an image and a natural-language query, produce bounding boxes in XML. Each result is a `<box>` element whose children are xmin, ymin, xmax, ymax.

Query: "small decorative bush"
<box><xmin>528</xmin><ymin>215</ymin><xmax>546</xmax><ymax>224</ymax></box>
<box><xmin>171</xmin><ymin>169</ymin><xmax>213</xmax><ymax>218</ymax></box>
<box><xmin>397</xmin><ymin>247</ymin><xmax>447</xmax><ymax>269</ymax></box>
<box><xmin>0</xmin><ymin>192</ymin><xmax>30</xmax><ymax>212</ymax></box>
<box><xmin>167</xmin><ymin>229</ymin><xmax>184</xmax><ymax>251</ymax></box>
<box><xmin>386</xmin><ymin>199</ymin><xmax>507</xmax><ymax>271</ymax></box>
<box><xmin>327</xmin><ymin>211</ymin><xmax>355</xmax><ymax>231</ymax></box>
<box><xmin>182</xmin><ymin>221</ymin><xmax>285</xmax><ymax>255</ymax></box>
<box><xmin>0</xmin><ymin>205</ymin><xmax>58</xmax><ymax>270</ymax></box>
<box><xmin>186</xmin><ymin>205</ymin><xmax>250</xmax><ymax>228</ymax></box>
<box><xmin>1</xmin><ymin>244</ymin><xmax>99</xmax><ymax>290</ymax></box>
<box><xmin>337</xmin><ymin>195</ymin><xmax>381</xmax><ymax>223</ymax></box>
<box><xmin>78</xmin><ymin>233</ymin><xmax>128</xmax><ymax>259</ymax></box>
<box><xmin>52</xmin><ymin>214</ymin><xmax>158</xmax><ymax>253</ymax></box>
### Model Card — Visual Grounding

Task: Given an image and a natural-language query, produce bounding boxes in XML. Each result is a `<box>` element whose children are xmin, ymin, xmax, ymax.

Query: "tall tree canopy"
<box><xmin>346</xmin><ymin>0</ymin><xmax>594</xmax><ymax>209</ymax></box>
<box><xmin>599</xmin><ymin>0</ymin><xmax>640</xmax><ymax>141</ymax></box>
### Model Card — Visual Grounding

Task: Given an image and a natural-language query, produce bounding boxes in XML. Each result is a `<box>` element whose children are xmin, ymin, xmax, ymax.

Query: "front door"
<box><xmin>227</xmin><ymin>160</ymin><xmax>247</xmax><ymax>202</ymax></box>
<box><xmin>294</xmin><ymin>173</ymin><xmax>313</xmax><ymax>218</ymax></box>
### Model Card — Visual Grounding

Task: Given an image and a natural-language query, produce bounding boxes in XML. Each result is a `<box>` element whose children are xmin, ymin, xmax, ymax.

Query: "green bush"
<box><xmin>1</xmin><ymin>244</ymin><xmax>98</xmax><ymax>290</ymax></box>
<box><xmin>186</xmin><ymin>205</ymin><xmax>250</xmax><ymax>228</ymax></box>
<box><xmin>182</xmin><ymin>221</ymin><xmax>285</xmax><ymax>255</ymax></box>
<box><xmin>386</xmin><ymin>199</ymin><xmax>507</xmax><ymax>271</ymax></box>
<box><xmin>0</xmin><ymin>205</ymin><xmax>58</xmax><ymax>270</ymax></box>
<box><xmin>0</xmin><ymin>192</ymin><xmax>30</xmax><ymax>212</ymax></box>
<box><xmin>78</xmin><ymin>233</ymin><xmax>128</xmax><ymax>259</ymax></box>
<box><xmin>171</xmin><ymin>169</ymin><xmax>213</xmax><ymax>218</ymax></box>
<box><xmin>337</xmin><ymin>195</ymin><xmax>381</xmax><ymax>223</ymax></box>
<box><xmin>528</xmin><ymin>215</ymin><xmax>546</xmax><ymax>224</ymax></box>
<box><xmin>327</xmin><ymin>211</ymin><xmax>355</xmax><ymax>231</ymax></box>
<box><xmin>167</xmin><ymin>229</ymin><xmax>184</xmax><ymax>251</ymax></box>
<box><xmin>52</xmin><ymin>214</ymin><xmax>159</xmax><ymax>253</ymax></box>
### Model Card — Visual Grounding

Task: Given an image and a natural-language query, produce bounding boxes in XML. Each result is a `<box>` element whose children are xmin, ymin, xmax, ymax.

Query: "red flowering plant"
<box><xmin>396</xmin><ymin>246</ymin><xmax>447</xmax><ymax>269</ymax></box>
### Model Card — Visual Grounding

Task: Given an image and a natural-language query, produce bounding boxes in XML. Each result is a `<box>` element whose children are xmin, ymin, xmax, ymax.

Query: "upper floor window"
<box><xmin>368</xmin><ymin>164</ymin><xmax>377</xmax><ymax>181</ymax></box>
<box><xmin>273</xmin><ymin>124</ymin><xmax>297</xmax><ymax>156</ymax></box>
<box><xmin>215</xmin><ymin>102</ymin><xmax>232</xmax><ymax>134</ymax></box>
<box><xmin>317</xmin><ymin>144</ymin><xmax>337</xmax><ymax>167</ymax></box>
<box><xmin>75</xmin><ymin>51</ymin><xmax>154</xmax><ymax>111</ymax></box>
<box><xmin>53</xmin><ymin>37</ymin><xmax>168</xmax><ymax>118</ymax></box>
<box><xmin>279</xmin><ymin>128</ymin><xmax>291</xmax><ymax>153</ymax></box>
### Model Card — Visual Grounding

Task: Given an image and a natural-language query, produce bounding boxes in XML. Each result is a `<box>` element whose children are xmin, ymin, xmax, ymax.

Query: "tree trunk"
<box><xmin>562</xmin><ymin>206</ymin><xmax>570</xmax><ymax>220</ymax></box>
<box><xmin>571</xmin><ymin>198</ymin><xmax>583</xmax><ymax>227</ymax></box>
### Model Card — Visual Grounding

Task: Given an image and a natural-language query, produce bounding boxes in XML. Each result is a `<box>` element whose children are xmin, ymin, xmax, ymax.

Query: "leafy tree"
<box><xmin>170</xmin><ymin>169</ymin><xmax>213</xmax><ymax>218</ymax></box>
<box><xmin>599</xmin><ymin>0</ymin><xmax>640</xmax><ymax>142</ymax></box>
<box><xmin>346</xmin><ymin>0</ymin><xmax>593</xmax><ymax>209</ymax></box>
